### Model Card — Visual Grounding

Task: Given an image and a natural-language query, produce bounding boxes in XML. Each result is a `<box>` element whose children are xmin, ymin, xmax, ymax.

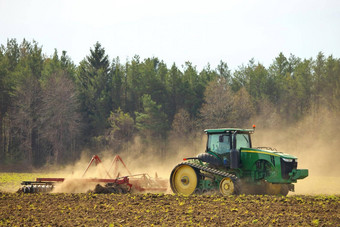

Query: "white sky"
<box><xmin>0</xmin><ymin>0</ymin><xmax>339</xmax><ymax>71</ymax></box>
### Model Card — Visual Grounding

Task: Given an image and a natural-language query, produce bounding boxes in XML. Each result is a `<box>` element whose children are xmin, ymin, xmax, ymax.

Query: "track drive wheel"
<box><xmin>170</xmin><ymin>164</ymin><xmax>198</xmax><ymax>195</ymax></box>
<box><xmin>219</xmin><ymin>177</ymin><xmax>235</xmax><ymax>196</ymax></box>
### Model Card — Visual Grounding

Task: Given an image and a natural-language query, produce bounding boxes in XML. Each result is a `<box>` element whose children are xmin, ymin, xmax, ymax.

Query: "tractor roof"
<box><xmin>204</xmin><ymin>128</ymin><xmax>255</xmax><ymax>134</ymax></box>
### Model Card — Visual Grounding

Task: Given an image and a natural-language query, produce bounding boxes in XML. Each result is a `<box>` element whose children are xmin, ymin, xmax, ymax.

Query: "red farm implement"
<box><xmin>20</xmin><ymin>155</ymin><xmax>168</xmax><ymax>194</ymax></box>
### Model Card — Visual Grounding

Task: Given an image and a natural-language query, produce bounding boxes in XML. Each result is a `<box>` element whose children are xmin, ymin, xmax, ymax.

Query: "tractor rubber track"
<box><xmin>176</xmin><ymin>162</ymin><xmax>241</xmax><ymax>194</ymax></box>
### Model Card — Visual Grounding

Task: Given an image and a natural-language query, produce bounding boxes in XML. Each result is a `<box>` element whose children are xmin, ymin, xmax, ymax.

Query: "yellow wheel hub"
<box><xmin>219</xmin><ymin>177</ymin><xmax>235</xmax><ymax>196</ymax></box>
<box><xmin>171</xmin><ymin>165</ymin><xmax>198</xmax><ymax>195</ymax></box>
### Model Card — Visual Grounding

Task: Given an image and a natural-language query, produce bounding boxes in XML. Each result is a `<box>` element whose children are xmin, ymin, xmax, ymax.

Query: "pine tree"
<box><xmin>75</xmin><ymin>42</ymin><xmax>111</xmax><ymax>138</ymax></box>
<box><xmin>135</xmin><ymin>94</ymin><xmax>169</xmax><ymax>139</ymax></box>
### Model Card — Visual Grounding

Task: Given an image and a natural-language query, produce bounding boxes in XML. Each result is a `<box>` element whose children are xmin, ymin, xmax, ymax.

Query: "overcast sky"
<box><xmin>1</xmin><ymin>0</ymin><xmax>339</xmax><ymax>70</ymax></box>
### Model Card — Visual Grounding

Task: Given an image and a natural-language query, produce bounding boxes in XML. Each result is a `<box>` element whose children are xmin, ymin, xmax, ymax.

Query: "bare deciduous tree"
<box><xmin>199</xmin><ymin>78</ymin><xmax>234</xmax><ymax>129</ymax></box>
<box><xmin>40</xmin><ymin>72</ymin><xmax>80</xmax><ymax>163</ymax></box>
<box><xmin>10</xmin><ymin>76</ymin><xmax>41</xmax><ymax>164</ymax></box>
<box><xmin>232</xmin><ymin>87</ymin><xmax>255</xmax><ymax>127</ymax></box>
<box><xmin>170</xmin><ymin>108</ymin><xmax>195</xmax><ymax>138</ymax></box>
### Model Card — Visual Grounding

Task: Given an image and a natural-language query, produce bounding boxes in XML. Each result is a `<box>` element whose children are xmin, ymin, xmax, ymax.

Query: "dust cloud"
<box><xmin>253</xmin><ymin>108</ymin><xmax>340</xmax><ymax>195</ymax></box>
<box><xmin>50</xmin><ymin>134</ymin><xmax>207</xmax><ymax>193</ymax></box>
<box><xmin>44</xmin><ymin>108</ymin><xmax>340</xmax><ymax>195</ymax></box>
<box><xmin>52</xmin><ymin>179</ymin><xmax>98</xmax><ymax>193</ymax></box>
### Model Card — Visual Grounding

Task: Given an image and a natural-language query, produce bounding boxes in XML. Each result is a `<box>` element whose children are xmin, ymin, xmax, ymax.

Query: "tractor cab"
<box><xmin>202</xmin><ymin>127</ymin><xmax>255</xmax><ymax>168</ymax></box>
<box><xmin>206</xmin><ymin>130</ymin><xmax>252</xmax><ymax>154</ymax></box>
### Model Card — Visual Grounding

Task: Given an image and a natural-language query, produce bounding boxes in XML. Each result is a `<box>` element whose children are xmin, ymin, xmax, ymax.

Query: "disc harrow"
<box><xmin>19</xmin><ymin>155</ymin><xmax>167</xmax><ymax>194</ymax></box>
<box><xmin>21</xmin><ymin>184</ymin><xmax>54</xmax><ymax>193</ymax></box>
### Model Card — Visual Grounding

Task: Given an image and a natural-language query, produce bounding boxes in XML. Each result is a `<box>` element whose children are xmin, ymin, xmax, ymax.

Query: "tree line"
<box><xmin>0</xmin><ymin>39</ymin><xmax>339</xmax><ymax>167</ymax></box>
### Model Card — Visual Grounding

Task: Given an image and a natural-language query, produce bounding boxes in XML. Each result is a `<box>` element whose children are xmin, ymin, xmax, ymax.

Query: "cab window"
<box><xmin>207</xmin><ymin>134</ymin><xmax>231</xmax><ymax>155</ymax></box>
<box><xmin>236</xmin><ymin>133</ymin><xmax>250</xmax><ymax>150</ymax></box>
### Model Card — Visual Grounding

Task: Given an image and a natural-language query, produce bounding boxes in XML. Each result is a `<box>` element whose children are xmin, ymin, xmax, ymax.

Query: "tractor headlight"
<box><xmin>282</xmin><ymin>158</ymin><xmax>293</xmax><ymax>162</ymax></box>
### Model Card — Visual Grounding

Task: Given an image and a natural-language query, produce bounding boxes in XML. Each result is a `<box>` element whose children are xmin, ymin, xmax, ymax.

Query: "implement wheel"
<box><xmin>219</xmin><ymin>177</ymin><xmax>235</xmax><ymax>196</ymax></box>
<box><xmin>170</xmin><ymin>164</ymin><xmax>198</xmax><ymax>195</ymax></box>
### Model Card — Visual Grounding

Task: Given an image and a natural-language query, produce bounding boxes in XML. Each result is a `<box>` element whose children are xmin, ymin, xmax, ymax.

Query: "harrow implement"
<box><xmin>19</xmin><ymin>155</ymin><xmax>167</xmax><ymax>194</ymax></box>
<box><xmin>20</xmin><ymin>176</ymin><xmax>132</xmax><ymax>193</ymax></box>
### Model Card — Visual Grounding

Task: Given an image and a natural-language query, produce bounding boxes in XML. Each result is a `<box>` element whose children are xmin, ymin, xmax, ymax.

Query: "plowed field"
<box><xmin>0</xmin><ymin>192</ymin><xmax>339</xmax><ymax>226</ymax></box>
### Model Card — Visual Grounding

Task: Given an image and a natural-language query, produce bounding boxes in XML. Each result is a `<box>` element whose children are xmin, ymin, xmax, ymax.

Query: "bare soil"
<box><xmin>0</xmin><ymin>192</ymin><xmax>339</xmax><ymax>226</ymax></box>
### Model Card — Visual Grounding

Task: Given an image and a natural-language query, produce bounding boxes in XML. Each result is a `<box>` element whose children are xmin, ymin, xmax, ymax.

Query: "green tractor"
<box><xmin>170</xmin><ymin>126</ymin><xmax>308</xmax><ymax>196</ymax></box>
